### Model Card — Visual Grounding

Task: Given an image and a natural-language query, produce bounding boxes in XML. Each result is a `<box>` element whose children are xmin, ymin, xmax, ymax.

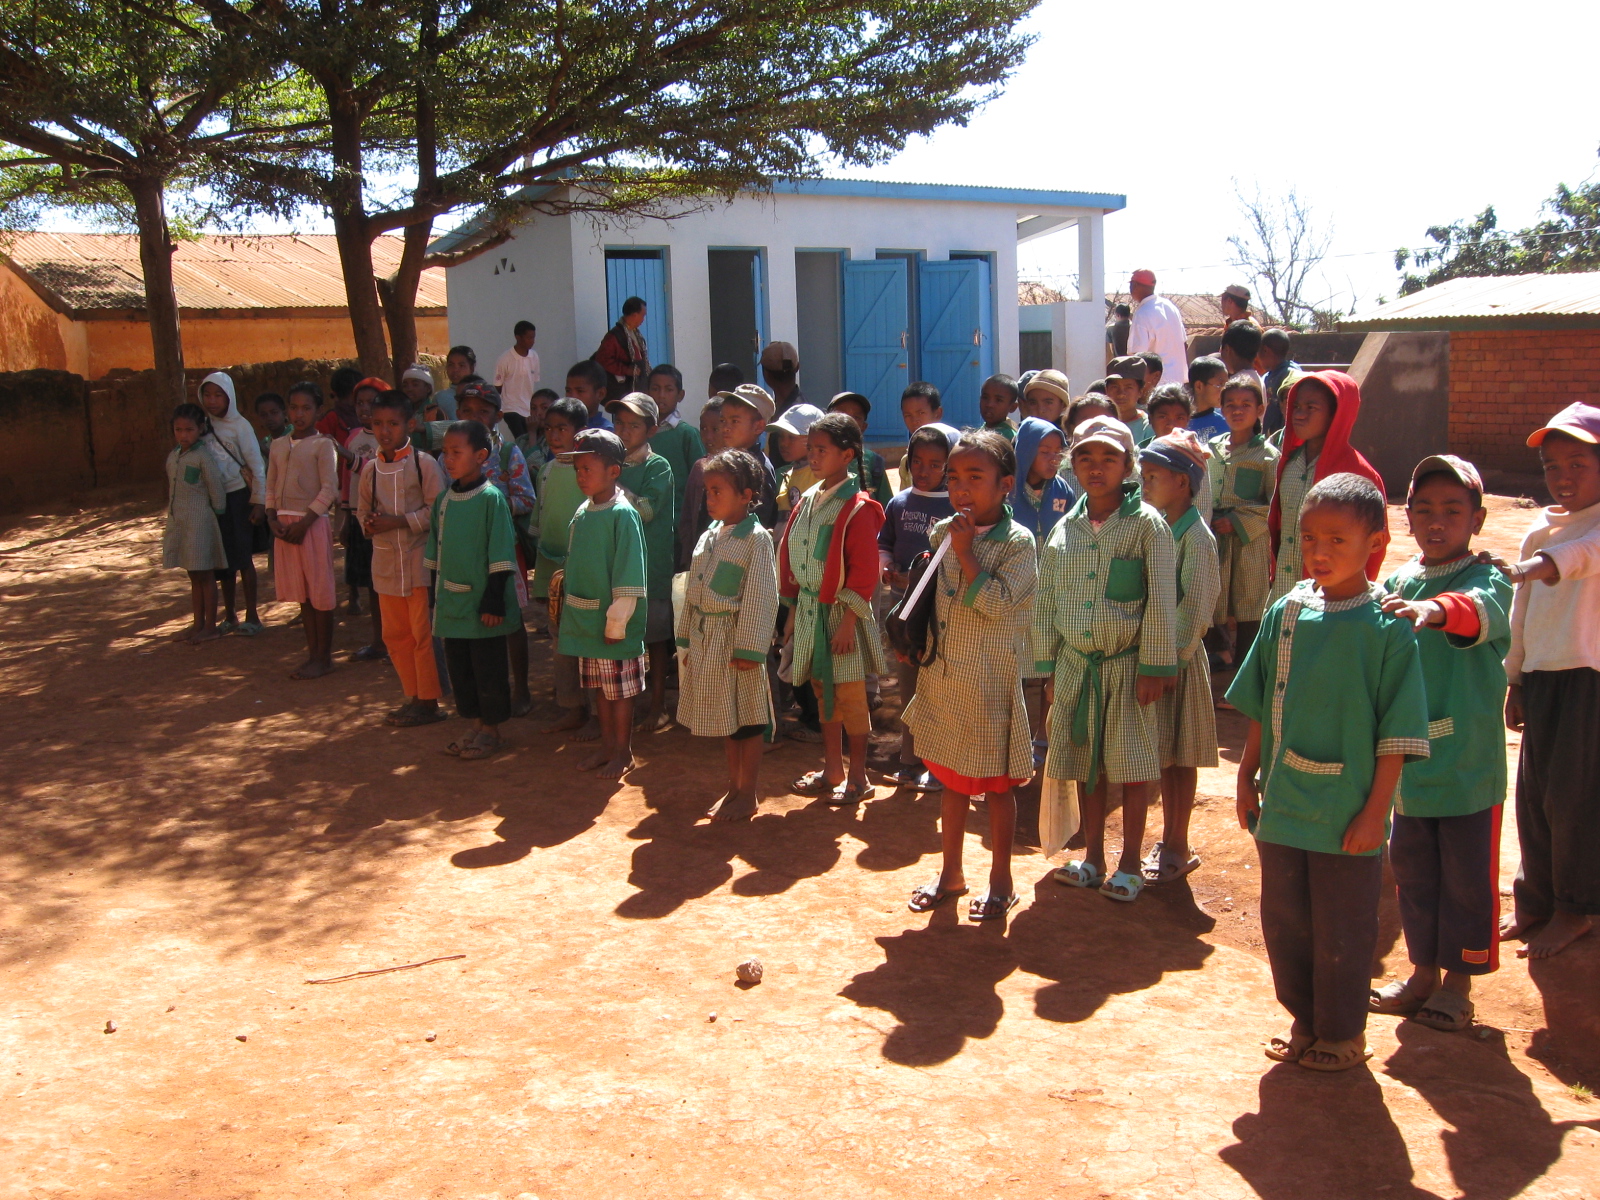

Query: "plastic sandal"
<box><xmin>968</xmin><ymin>892</ymin><xmax>1020</xmax><ymax>922</ymax></box>
<box><xmin>908</xmin><ymin>880</ymin><xmax>968</xmax><ymax>913</ymax></box>
<box><xmin>1369</xmin><ymin>980</ymin><xmax>1428</xmax><ymax>1016</ymax></box>
<box><xmin>1052</xmin><ymin>861</ymin><xmax>1105</xmax><ymax>889</ymax></box>
<box><xmin>235</xmin><ymin>620</ymin><xmax>264</xmax><ymax>637</ymax></box>
<box><xmin>459</xmin><ymin>731</ymin><xmax>501</xmax><ymax>761</ymax></box>
<box><xmin>1412</xmin><ymin>989</ymin><xmax>1475</xmax><ymax>1032</ymax></box>
<box><xmin>824</xmin><ymin>781</ymin><xmax>870</xmax><ymax>808</ymax></box>
<box><xmin>1298</xmin><ymin>1038</ymin><xmax>1373</xmax><ymax>1073</ymax></box>
<box><xmin>216</xmin><ymin>618</ymin><xmax>240</xmax><ymax>635</ymax></box>
<box><xmin>1265</xmin><ymin>1032</ymin><xmax>1314</xmax><ymax>1063</ymax></box>
<box><xmin>1099</xmin><ymin>870</ymin><xmax>1145</xmax><ymax>903</ymax></box>
<box><xmin>790</xmin><ymin>770</ymin><xmax>834</xmax><ymax>796</ymax></box>
<box><xmin>1141</xmin><ymin>842</ymin><xmax>1201</xmax><ymax>884</ymax></box>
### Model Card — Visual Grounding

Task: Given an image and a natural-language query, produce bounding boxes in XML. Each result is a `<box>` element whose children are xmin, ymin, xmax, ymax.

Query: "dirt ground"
<box><xmin>1</xmin><ymin>490</ymin><xmax>1598</xmax><ymax>1200</ymax></box>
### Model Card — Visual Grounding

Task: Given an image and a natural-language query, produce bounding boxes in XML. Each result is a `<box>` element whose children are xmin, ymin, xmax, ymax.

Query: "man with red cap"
<box><xmin>1127</xmin><ymin>269</ymin><xmax>1190</xmax><ymax>391</ymax></box>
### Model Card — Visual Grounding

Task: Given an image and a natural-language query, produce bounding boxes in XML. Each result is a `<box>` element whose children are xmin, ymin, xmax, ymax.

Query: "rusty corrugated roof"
<box><xmin>0</xmin><ymin>232</ymin><xmax>448</xmax><ymax>316</ymax></box>
<box><xmin>1342</xmin><ymin>272</ymin><xmax>1600</xmax><ymax>331</ymax></box>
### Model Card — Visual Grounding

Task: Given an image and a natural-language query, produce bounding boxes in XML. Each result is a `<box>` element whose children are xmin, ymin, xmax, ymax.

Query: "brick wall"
<box><xmin>1449</xmin><ymin>328</ymin><xmax>1600</xmax><ymax>477</ymax></box>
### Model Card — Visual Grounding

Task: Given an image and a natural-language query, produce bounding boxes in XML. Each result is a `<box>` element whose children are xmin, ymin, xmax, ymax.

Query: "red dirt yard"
<box><xmin>1</xmin><ymin>492</ymin><xmax>1597</xmax><ymax>1200</ymax></box>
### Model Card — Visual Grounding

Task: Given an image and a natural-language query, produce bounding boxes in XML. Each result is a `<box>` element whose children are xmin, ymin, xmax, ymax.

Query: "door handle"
<box><xmin>899</xmin><ymin>330</ymin><xmax>908</xmax><ymax>348</ymax></box>
<box><xmin>973</xmin><ymin>327</ymin><xmax>983</xmax><ymax>346</ymax></box>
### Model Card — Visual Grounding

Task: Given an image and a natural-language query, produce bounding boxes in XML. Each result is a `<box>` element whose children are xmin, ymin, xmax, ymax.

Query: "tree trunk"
<box><xmin>326</xmin><ymin>97</ymin><xmax>391</xmax><ymax>378</ymax></box>
<box><xmin>377</xmin><ymin>216</ymin><xmax>431</xmax><ymax>380</ymax></box>
<box><xmin>129</xmin><ymin>176</ymin><xmax>187</xmax><ymax>403</ymax></box>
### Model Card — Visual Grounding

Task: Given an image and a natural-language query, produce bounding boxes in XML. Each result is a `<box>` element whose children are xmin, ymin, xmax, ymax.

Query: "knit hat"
<box><xmin>1408</xmin><ymin>454</ymin><xmax>1484</xmax><ymax>504</ymax></box>
<box><xmin>1142</xmin><ymin>429</ymin><xmax>1211</xmax><ymax>493</ymax></box>
<box><xmin>401</xmin><ymin>364</ymin><xmax>435</xmax><ymax>388</ymax></box>
<box><xmin>354</xmin><ymin>376</ymin><xmax>392</xmax><ymax>396</ymax></box>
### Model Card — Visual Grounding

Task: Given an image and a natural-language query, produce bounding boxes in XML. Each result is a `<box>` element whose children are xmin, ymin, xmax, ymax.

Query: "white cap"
<box><xmin>770</xmin><ymin>402</ymin><xmax>825</xmax><ymax>437</ymax></box>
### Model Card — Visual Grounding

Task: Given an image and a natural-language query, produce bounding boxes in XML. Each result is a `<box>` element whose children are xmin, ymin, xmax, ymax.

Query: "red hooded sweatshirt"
<box><xmin>1269</xmin><ymin>370</ymin><xmax>1388</xmax><ymax>584</ymax></box>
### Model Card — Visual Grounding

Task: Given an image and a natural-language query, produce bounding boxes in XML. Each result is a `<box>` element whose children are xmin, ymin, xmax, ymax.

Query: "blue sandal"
<box><xmin>1053</xmin><ymin>860</ymin><xmax>1105</xmax><ymax>889</ymax></box>
<box><xmin>1099</xmin><ymin>870</ymin><xmax>1145</xmax><ymax>902</ymax></box>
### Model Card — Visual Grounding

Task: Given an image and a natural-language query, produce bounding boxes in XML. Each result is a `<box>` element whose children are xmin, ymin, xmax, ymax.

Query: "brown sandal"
<box><xmin>1298</xmin><ymin>1038</ymin><xmax>1372</xmax><ymax>1072</ymax></box>
<box><xmin>459</xmin><ymin>731</ymin><xmax>501</xmax><ymax>761</ymax></box>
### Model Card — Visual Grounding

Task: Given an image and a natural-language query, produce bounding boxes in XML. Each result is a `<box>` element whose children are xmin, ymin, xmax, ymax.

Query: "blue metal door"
<box><xmin>918</xmin><ymin>258</ymin><xmax>993</xmax><ymax>429</ymax></box>
<box><xmin>842</xmin><ymin>258</ymin><xmax>909</xmax><ymax>439</ymax></box>
<box><xmin>605</xmin><ymin>250</ymin><xmax>673</xmax><ymax>365</ymax></box>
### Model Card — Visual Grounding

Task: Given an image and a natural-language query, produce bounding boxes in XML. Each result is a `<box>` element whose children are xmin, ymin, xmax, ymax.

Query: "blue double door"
<box><xmin>842</xmin><ymin>257</ymin><xmax>993</xmax><ymax>440</ymax></box>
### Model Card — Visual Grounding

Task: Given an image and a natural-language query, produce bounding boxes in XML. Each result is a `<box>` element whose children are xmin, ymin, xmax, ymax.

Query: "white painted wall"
<box><xmin>447</xmin><ymin>188</ymin><xmax>1112</xmax><ymax>420</ymax></box>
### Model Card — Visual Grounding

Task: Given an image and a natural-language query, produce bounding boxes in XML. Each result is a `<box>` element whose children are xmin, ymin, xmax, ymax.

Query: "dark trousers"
<box><xmin>444</xmin><ymin>635</ymin><xmax>511</xmax><ymax>725</ymax></box>
<box><xmin>502</xmin><ymin>411</ymin><xmax>528</xmax><ymax>439</ymax></box>
<box><xmin>1257</xmin><ymin>839</ymin><xmax>1382</xmax><ymax>1043</ymax></box>
<box><xmin>1515</xmin><ymin>668</ymin><xmax>1600</xmax><ymax>916</ymax></box>
<box><xmin>1391</xmin><ymin>807</ymin><xmax>1501</xmax><ymax>975</ymax></box>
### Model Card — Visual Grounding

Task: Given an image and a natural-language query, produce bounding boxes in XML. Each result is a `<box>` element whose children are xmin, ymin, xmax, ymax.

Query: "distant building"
<box><xmin>0</xmin><ymin>233</ymin><xmax>449</xmax><ymax>377</ymax></box>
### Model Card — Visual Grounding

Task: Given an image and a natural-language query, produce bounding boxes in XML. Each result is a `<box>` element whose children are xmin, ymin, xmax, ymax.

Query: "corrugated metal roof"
<box><xmin>1341</xmin><ymin>272</ymin><xmax>1600</xmax><ymax>331</ymax></box>
<box><xmin>0</xmin><ymin>232</ymin><xmax>448</xmax><ymax>316</ymax></box>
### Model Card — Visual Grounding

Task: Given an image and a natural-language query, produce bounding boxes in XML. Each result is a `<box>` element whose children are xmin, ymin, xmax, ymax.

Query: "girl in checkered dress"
<box><xmin>1208</xmin><ymin>375</ymin><xmax>1279</xmax><ymax>671</ymax></box>
<box><xmin>1033</xmin><ymin>416</ymin><xmax>1178</xmax><ymax>905</ymax></box>
<box><xmin>901</xmin><ymin>432</ymin><xmax>1039</xmax><ymax>921</ymax></box>
<box><xmin>677</xmin><ymin>450</ymin><xmax>780</xmax><ymax>822</ymax></box>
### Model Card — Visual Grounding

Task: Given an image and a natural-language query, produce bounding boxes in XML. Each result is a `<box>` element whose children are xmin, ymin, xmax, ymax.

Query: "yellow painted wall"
<box><xmin>0</xmin><ymin>267</ymin><xmax>87</xmax><ymax>374</ymax></box>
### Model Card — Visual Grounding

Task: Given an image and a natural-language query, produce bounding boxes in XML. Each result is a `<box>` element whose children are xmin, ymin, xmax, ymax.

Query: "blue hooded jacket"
<box><xmin>1009</xmin><ymin>416</ymin><xmax>1076</xmax><ymax>542</ymax></box>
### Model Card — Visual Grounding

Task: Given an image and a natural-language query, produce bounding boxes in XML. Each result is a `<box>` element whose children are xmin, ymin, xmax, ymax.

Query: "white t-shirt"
<box><xmin>1128</xmin><ymin>294</ymin><xmax>1190</xmax><ymax>385</ymax></box>
<box><xmin>493</xmin><ymin>347</ymin><xmax>541</xmax><ymax>417</ymax></box>
<box><xmin>1505</xmin><ymin>499</ymin><xmax>1600</xmax><ymax>681</ymax></box>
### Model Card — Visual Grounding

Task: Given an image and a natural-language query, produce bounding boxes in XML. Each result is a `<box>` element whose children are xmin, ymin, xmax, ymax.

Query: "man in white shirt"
<box><xmin>493</xmin><ymin>320</ymin><xmax>541</xmax><ymax>437</ymax></box>
<box><xmin>1126</xmin><ymin>269</ymin><xmax>1190</xmax><ymax>391</ymax></box>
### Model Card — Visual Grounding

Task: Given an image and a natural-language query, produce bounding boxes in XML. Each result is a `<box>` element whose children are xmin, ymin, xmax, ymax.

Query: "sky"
<box><xmin>852</xmin><ymin>0</ymin><xmax>1600</xmax><ymax>317</ymax></box>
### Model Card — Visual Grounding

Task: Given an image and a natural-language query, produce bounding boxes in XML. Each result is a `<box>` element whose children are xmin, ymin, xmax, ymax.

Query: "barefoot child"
<box><xmin>426</xmin><ymin>419</ymin><xmax>522</xmax><ymax>759</ymax></box>
<box><xmin>780</xmin><ymin>413</ymin><xmax>886</xmax><ymax>807</ymax></box>
<box><xmin>1138</xmin><ymin>431</ymin><xmax>1220</xmax><ymax>885</ymax></box>
<box><xmin>536</xmin><ymin>399</ymin><xmax>597</xmax><ymax>736</ymax></box>
<box><xmin>608</xmin><ymin>392</ymin><xmax>678</xmax><ymax>732</ymax></box>
<box><xmin>1228</xmin><ymin>473</ymin><xmax>1430</xmax><ymax>1072</ymax></box>
<box><xmin>1496</xmin><ymin>402</ymin><xmax>1600</xmax><ymax>959</ymax></box>
<box><xmin>197</xmin><ymin>371</ymin><xmax>267</xmax><ymax>635</ymax></box>
<box><xmin>1033</xmin><ymin>415</ymin><xmax>1176</xmax><ymax>903</ymax></box>
<box><xmin>1210</xmin><ymin>376</ymin><xmax>1280</xmax><ymax>673</ymax></box>
<box><xmin>559</xmin><ymin>430</ymin><xmax>650</xmax><ymax>778</ymax></box>
<box><xmin>679</xmin><ymin>449</ymin><xmax>780</xmax><ymax>821</ymax></box>
<box><xmin>903</xmin><ymin>431</ymin><xmax>1039</xmax><ymax>919</ymax></box>
<box><xmin>359</xmin><ymin>390</ymin><xmax>448</xmax><ymax>727</ymax></box>
<box><xmin>164</xmin><ymin>404</ymin><xmax>229</xmax><ymax>643</ymax></box>
<box><xmin>1368</xmin><ymin>455</ymin><xmax>1510</xmax><ymax>1029</ymax></box>
<box><xmin>266</xmin><ymin>383</ymin><xmax>339</xmax><ymax>679</ymax></box>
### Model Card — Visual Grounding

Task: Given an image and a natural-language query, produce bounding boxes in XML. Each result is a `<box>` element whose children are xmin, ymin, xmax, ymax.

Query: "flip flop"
<box><xmin>439</xmin><ymin>736</ymin><xmax>472</xmax><ymax>757</ymax></box>
<box><xmin>1053</xmin><ymin>861</ymin><xmax>1105</xmax><ymax>889</ymax></box>
<box><xmin>1412</xmin><ymin>989</ymin><xmax>1475</xmax><ymax>1033</ymax></box>
<box><xmin>235</xmin><ymin>620</ymin><xmax>264</xmax><ymax>637</ymax></box>
<box><xmin>1298</xmin><ymin>1038</ymin><xmax>1372</xmax><ymax>1073</ymax></box>
<box><xmin>968</xmin><ymin>892</ymin><xmax>1020</xmax><ymax>922</ymax></box>
<box><xmin>790</xmin><ymin>770</ymin><xmax>835</xmax><ymax>796</ymax></box>
<box><xmin>1099</xmin><ymin>870</ymin><xmax>1144</xmax><ymax>903</ymax></box>
<box><xmin>1369</xmin><ymin>979</ymin><xmax>1428</xmax><ymax>1016</ymax></box>
<box><xmin>824</xmin><ymin>781</ymin><xmax>871</xmax><ymax>808</ymax></box>
<box><xmin>459</xmin><ymin>731</ymin><xmax>501</xmax><ymax>761</ymax></box>
<box><xmin>216</xmin><ymin>618</ymin><xmax>240</xmax><ymax>635</ymax></box>
<box><xmin>1265</xmin><ymin>1032</ymin><xmax>1314</xmax><ymax>1063</ymax></box>
<box><xmin>908</xmin><ymin>880</ymin><xmax>969</xmax><ymax>913</ymax></box>
<box><xmin>1141</xmin><ymin>841</ymin><xmax>1201</xmax><ymax>884</ymax></box>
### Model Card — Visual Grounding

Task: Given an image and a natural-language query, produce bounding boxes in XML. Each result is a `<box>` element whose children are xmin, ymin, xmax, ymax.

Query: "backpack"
<box><xmin>884</xmin><ymin>538</ymin><xmax>951</xmax><ymax>668</ymax></box>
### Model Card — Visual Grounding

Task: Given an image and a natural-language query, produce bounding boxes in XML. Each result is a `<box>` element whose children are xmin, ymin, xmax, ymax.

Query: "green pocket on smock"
<box><xmin>183</xmin><ymin>464</ymin><xmax>202</xmax><ymax>486</ymax></box>
<box><xmin>1234</xmin><ymin>467</ymin><xmax>1264</xmax><ymax>502</ymax></box>
<box><xmin>812</xmin><ymin>523</ymin><xmax>834</xmax><ymax>560</ymax></box>
<box><xmin>558</xmin><ymin>596</ymin><xmax>606</xmax><ymax>643</ymax></box>
<box><xmin>709</xmin><ymin>560</ymin><xmax>746</xmax><ymax>598</ymax></box>
<box><xmin>1105</xmin><ymin>557</ymin><xmax>1147</xmax><ymax>603</ymax></box>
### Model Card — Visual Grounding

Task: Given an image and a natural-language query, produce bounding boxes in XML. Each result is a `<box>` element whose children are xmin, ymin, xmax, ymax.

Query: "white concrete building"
<box><xmin>435</xmin><ymin>180</ymin><xmax>1123</xmax><ymax>439</ymax></box>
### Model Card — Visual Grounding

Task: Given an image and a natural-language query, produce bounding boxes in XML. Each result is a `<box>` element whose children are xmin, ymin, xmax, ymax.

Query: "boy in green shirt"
<box><xmin>1370</xmin><ymin>455</ymin><xmax>1511</xmax><ymax>1033</ymax></box>
<box><xmin>1228</xmin><ymin>472</ymin><xmax>1431</xmax><ymax>1073</ymax></box>
<box><xmin>537</xmin><ymin>399</ymin><xmax>597</xmax><ymax>735</ymax></box>
<box><xmin>559</xmin><ymin>429</ymin><xmax>649</xmax><ymax>780</ymax></box>
<box><xmin>979</xmin><ymin>374</ymin><xmax>1019</xmax><ymax>441</ymax></box>
<box><xmin>608</xmin><ymin>392</ymin><xmax>679</xmax><ymax>733</ymax></box>
<box><xmin>646</xmin><ymin>365</ymin><xmax>705</xmax><ymax>516</ymax></box>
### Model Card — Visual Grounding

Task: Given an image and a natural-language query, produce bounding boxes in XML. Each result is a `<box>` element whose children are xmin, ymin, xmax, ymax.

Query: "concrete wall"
<box><xmin>1347</xmin><ymin>332</ymin><xmax>1451</xmax><ymax>499</ymax></box>
<box><xmin>1448</xmin><ymin>328</ymin><xmax>1600</xmax><ymax>481</ymax></box>
<box><xmin>0</xmin><ymin>357</ymin><xmax>358</xmax><ymax>513</ymax></box>
<box><xmin>1186</xmin><ymin>330</ymin><xmax>1366</xmax><ymax>369</ymax></box>
<box><xmin>447</xmin><ymin>191</ymin><xmax>1112</xmax><ymax>422</ymax></box>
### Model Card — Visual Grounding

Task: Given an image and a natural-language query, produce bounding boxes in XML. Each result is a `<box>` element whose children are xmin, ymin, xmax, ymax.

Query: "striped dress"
<box><xmin>1208</xmin><ymin>432</ymin><xmax>1279</xmax><ymax>622</ymax></box>
<box><xmin>1032</xmin><ymin>489</ymin><xmax>1178</xmax><ymax>786</ymax></box>
<box><xmin>676</xmin><ymin>516</ymin><xmax>779</xmax><ymax>738</ymax></box>
<box><xmin>902</xmin><ymin>515</ymin><xmax>1039</xmax><ymax>782</ymax></box>
<box><xmin>163</xmin><ymin>445</ymin><xmax>229</xmax><ymax>571</ymax></box>
<box><xmin>1156</xmin><ymin>507</ymin><xmax>1221</xmax><ymax>768</ymax></box>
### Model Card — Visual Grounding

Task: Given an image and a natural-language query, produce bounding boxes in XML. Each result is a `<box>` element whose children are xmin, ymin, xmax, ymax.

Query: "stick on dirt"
<box><xmin>305</xmin><ymin>955</ymin><xmax>466</xmax><ymax>985</ymax></box>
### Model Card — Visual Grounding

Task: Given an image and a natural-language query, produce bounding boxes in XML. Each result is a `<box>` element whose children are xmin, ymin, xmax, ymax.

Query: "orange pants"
<box><xmin>379</xmin><ymin>588</ymin><xmax>441</xmax><ymax>700</ymax></box>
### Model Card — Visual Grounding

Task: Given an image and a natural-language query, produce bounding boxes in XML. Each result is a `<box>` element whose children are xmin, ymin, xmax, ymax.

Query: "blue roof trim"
<box><xmin>766</xmin><ymin>178</ymin><xmax>1126</xmax><ymax>211</ymax></box>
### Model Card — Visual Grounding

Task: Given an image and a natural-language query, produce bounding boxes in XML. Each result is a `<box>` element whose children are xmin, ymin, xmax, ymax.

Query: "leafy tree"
<box><xmin>193</xmin><ymin>0</ymin><xmax>1039</xmax><ymax>379</ymax></box>
<box><xmin>0</xmin><ymin>0</ymin><xmax>317</xmax><ymax>400</ymax></box>
<box><xmin>1395</xmin><ymin>156</ymin><xmax>1600</xmax><ymax>295</ymax></box>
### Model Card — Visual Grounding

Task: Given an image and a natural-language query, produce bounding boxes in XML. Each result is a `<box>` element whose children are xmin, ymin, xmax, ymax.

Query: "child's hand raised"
<box><xmin>1341</xmin><ymin>808</ymin><xmax>1388</xmax><ymax>855</ymax></box>
<box><xmin>1380</xmin><ymin>593</ymin><xmax>1444</xmax><ymax>630</ymax></box>
<box><xmin>948</xmin><ymin>510</ymin><xmax>977</xmax><ymax>554</ymax></box>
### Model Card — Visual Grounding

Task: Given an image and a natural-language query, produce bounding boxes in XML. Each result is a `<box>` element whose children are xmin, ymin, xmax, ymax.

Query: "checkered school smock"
<box><xmin>785</xmin><ymin>480</ymin><xmax>885</xmax><ymax>686</ymax></box>
<box><xmin>1267</xmin><ymin>446</ymin><xmax>1315</xmax><ymax>606</ymax></box>
<box><xmin>1032</xmin><ymin>489</ymin><xmax>1178</xmax><ymax>787</ymax></box>
<box><xmin>163</xmin><ymin>445</ymin><xmax>230</xmax><ymax>571</ymax></box>
<box><xmin>902</xmin><ymin>515</ymin><xmax>1039</xmax><ymax>782</ymax></box>
<box><xmin>1157</xmin><ymin>507</ymin><xmax>1221</xmax><ymax>768</ymax></box>
<box><xmin>676</xmin><ymin>515</ymin><xmax>780</xmax><ymax>738</ymax></box>
<box><xmin>1209</xmin><ymin>432</ymin><xmax>1279</xmax><ymax>622</ymax></box>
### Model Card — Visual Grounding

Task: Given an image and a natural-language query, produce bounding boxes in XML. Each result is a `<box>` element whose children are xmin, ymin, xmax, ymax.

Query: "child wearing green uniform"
<box><xmin>678</xmin><ymin>449</ymin><xmax>780</xmax><ymax>823</ymax></box>
<box><xmin>534</xmin><ymin>399</ymin><xmax>595</xmax><ymax>735</ymax></box>
<box><xmin>558</xmin><ymin>429</ymin><xmax>650</xmax><ymax>780</ymax></box>
<box><xmin>1138</xmin><ymin>431</ymin><xmax>1221</xmax><ymax>887</ymax></box>
<box><xmin>824</xmin><ymin>392</ymin><xmax>896</xmax><ymax>505</ymax></box>
<box><xmin>1229</xmin><ymin>473</ymin><xmax>1431</xmax><ymax>1073</ymax></box>
<box><xmin>608</xmin><ymin>392</ymin><xmax>679</xmax><ymax>733</ymax></box>
<box><xmin>646</xmin><ymin>365</ymin><xmax>705</xmax><ymax>516</ymax></box>
<box><xmin>1034</xmin><ymin>415</ymin><xmax>1178</xmax><ymax>904</ymax></box>
<box><xmin>978</xmin><ymin>374</ymin><xmax>1020</xmax><ymax>442</ymax></box>
<box><xmin>425</xmin><ymin>419</ymin><xmax>524</xmax><ymax>761</ymax></box>
<box><xmin>1367</xmin><ymin>455</ymin><xmax>1511</xmax><ymax>1035</ymax></box>
<box><xmin>164</xmin><ymin>404</ymin><xmax>230</xmax><ymax>643</ymax></box>
<box><xmin>1209</xmin><ymin>376</ymin><xmax>1279</xmax><ymax>673</ymax></box>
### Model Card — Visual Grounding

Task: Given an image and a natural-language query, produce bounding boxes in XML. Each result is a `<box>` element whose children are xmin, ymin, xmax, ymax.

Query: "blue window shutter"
<box><xmin>918</xmin><ymin>259</ymin><xmax>992</xmax><ymax>430</ymax></box>
<box><xmin>605</xmin><ymin>252</ymin><xmax>673</xmax><ymax>366</ymax></box>
<box><xmin>841</xmin><ymin>258</ymin><xmax>909</xmax><ymax>439</ymax></box>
